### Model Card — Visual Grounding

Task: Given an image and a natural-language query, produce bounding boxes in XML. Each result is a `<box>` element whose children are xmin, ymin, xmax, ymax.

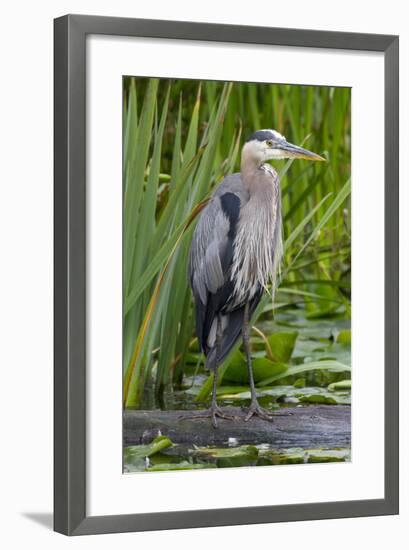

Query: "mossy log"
<box><xmin>124</xmin><ymin>405</ymin><xmax>350</xmax><ymax>449</ymax></box>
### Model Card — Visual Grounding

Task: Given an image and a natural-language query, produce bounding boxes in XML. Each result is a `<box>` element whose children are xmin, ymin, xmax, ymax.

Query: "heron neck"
<box><xmin>240</xmin><ymin>155</ymin><xmax>263</xmax><ymax>191</ymax></box>
<box><xmin>241</xmin><ymin>160</ymin><xmax>278</xmax><ymax>195</ymax></box>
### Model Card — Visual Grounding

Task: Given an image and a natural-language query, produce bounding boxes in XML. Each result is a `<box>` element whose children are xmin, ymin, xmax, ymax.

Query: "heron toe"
<box><xmin>179</xmin><ymin>406</ymin><xmax>239</xmax><ymax>428</ymax></box>
<box><xmin>244</xmin><ymin>401</ymin><xmax>292</xmax><ymax>422</ymax></box>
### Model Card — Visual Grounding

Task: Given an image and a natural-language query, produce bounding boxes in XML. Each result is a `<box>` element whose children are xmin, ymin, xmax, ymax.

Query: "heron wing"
<box><xmin>189</xmin><ymin>174</ymin><xmax>248</xmax><ymax>355</ymax></box>
<box><xmin>205</xmin><ymin>288</ymin><xmax>263</xmax><ymax>370</ymax></box>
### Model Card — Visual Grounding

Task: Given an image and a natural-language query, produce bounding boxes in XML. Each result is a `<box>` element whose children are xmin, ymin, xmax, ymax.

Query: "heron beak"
<box><xmin>278</xmin><ymin>141</ymin><xmax>326</xmax><ymax>161</ymax></box>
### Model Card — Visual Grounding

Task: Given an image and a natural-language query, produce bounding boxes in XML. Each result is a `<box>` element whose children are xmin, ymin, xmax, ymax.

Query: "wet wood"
<box><xmin>124</xmin><ymin>405</ymin><xmax>351</xmax><ymax>449</ymax></box>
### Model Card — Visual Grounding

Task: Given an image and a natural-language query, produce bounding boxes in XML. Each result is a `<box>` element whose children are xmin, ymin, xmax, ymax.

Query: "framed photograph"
<box><xmin>54</xmin><ymin>14</ymin><xmax>399</xmax><ymax>535</ymax></box>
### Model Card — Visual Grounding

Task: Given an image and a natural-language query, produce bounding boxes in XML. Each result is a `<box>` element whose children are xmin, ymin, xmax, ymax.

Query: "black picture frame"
<box><xmin>54</xmin><ymin>14</ymin><xmax>399</xmax><ymax>536</ymax></box>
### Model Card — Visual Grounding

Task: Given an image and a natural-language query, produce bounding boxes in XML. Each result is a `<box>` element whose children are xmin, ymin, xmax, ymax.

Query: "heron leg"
<box><xmin>179</xmin><ymin>314</ymin><xmax>238</xmax><ymax>428</ymax></box>
<box><xmin>242</xmin><ymin>302</ymin><xmax>287</xmax><ymax>422</ymax></box>
<box><xmin>204</xmin><ymin>314</ymin><xmax>237</xmax><ymax>427</ymax></box>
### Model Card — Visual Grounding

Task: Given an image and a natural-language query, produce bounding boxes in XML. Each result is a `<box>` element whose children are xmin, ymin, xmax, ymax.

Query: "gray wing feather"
<box><xmin>190</xmin><ymin>198</ymin><xmax>229</xmax><ymax>302</ymax></box>
<box><xmin>203</xmin><ymin>240</ymin><xmax>225</xmax><ymax>293</ymax></box>
<box><xmin>189</xmin><ymin>174</ymin><xmax>251</xmax><ymax>360</ymax></box>
<box><xmin>189</xmin><ymin>173</ymin><xmax>247</xmax><ymax>304</ymax></box>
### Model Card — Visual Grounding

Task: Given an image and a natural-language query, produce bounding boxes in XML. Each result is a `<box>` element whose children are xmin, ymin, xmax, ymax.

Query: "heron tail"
<box><xmin>205</xmin><ymin>293</ymin><xmax>262</xmax><ymax>371</ymax></box>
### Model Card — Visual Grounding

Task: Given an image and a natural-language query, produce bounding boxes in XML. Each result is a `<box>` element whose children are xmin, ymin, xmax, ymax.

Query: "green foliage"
<box><xmin>222</xmin><ymin>331</ymin><xmax>297</xmax><ymax>383</ymax></box>
<box><xmin>124</xmin><ymin>436</ymin><xmax>173</xmax><ymax>471</ymax></box>
<box><xmin>328</xmin><ymin>379</ymin><xmax>352</xmax><ymax>392</ymax></box>
<box><xmin>124</xmin><ymin>436</ymin><xmax>173</xmax><ymax>461</ymax></box>
<box><xmin>147</xmin><ymin>462</ymin><xmax>217</xmax><ymax>471</ymax></box>
<box><xmin>195</xmin><ymin>445</ymin><xmax>259</xmax><ymax>468</ymax></box>
<box><xmin>336</xmin><ymin>329</ymin><xmax>352</xmax><ymax>345</ymax></box>
<box><xmin>124</xmin><ymin>440</ymin><xmax>351</xmax><ymax>472</ymax></box>
<box><xmin>257</xmin><ymin>360</ymin><xmax>351</xmax><ymax>387</ymax></box>
<box><xmin>267</xmin><ymin>331</ymin><xmax>298</xmax><ymax>362</ymax></box>
<box><xmin>224</xmin><ymin>353</ymin><xmax>288</xmax><ymax>384</ymax></box>
<box><xmin>123</xmin><ymin>77</ymin><xmax>351</xmax><ymax>409</ymax></box>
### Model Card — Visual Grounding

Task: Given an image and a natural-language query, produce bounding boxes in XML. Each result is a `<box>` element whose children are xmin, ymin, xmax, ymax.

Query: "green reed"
<box><xmin>123</xmin><ymin>77</ymin><xmax>351</xmax><ymax>408</ymax></box>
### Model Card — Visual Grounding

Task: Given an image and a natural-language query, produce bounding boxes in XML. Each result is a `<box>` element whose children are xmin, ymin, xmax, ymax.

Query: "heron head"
<box><xmin>244</xmin><ymin>129</ymin><xmax>325</xmax><ymax>163</ymax></box>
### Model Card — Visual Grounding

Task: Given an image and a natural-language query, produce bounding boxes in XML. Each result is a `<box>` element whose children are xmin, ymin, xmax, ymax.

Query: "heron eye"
<box><xmin>266</xmin><ymin>140</ymin><xmax>273</xmax><ymax>147</ymax></box>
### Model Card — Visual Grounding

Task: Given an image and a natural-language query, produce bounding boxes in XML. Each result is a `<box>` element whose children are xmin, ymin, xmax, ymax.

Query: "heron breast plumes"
<box><xmin>230</xmin><ymin>173</ymin><xmax>283</xmax><ymax>307</ymax></box>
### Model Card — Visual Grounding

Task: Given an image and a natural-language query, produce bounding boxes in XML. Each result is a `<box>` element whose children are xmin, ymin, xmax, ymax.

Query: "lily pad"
<box><xmin>257</xmin><ymin>360</ymin><xmax>351</xmax><ymax>387</ymax></box>
<box><xmin>299</xmin><ymin>394</ymin><xmax>338</xmax><ymax>405</ymax></box>
<box><xmin>124</xmin><ymin>435</ymin><xmax>173</xmax><ymax>464</ymax></box>
<box><xmin>258</xmin><ymin>446</ymin><xmax>350</xmax><ymax>465</ymax></box>
<box><xmin>147</xmin><ymin>462</ymin><xmax>217</xmax><ymax>471</ymax></box>
<box><xmin>306</xmin><ymin>448</ymin><xmax>351</xmax><ymax>462</ymax></box>
<box><xmin>194</xmin><ymin>445</ymin><xmax>259</xmax><ymax>459</ymax></box>
<box><xmin>299</xmin><ymin>390</ymin><xmax>350</xmax><ymax>405</ymax></box>
<box><xmin>194</xmin><ymin>445</ymin><xmax>259</xmax><ymax>468</ymax></box>
<box><xmin>259</xmin><ymin>384</ymin><xmax>350</xmax><ymax>405</ymax></box>
<box><xmin>293</xmin><ymin>339</ymin><xmax>351</xmax><ymax>366</ymax></box>
<box><xmin>216</xmin><ymin>383</ymin><xmax>350</xmax><ymax>405</ymax></box>
<box><xmin>216</xmin><ymin>385</ymin><xmax>250</xmax><ymax>396</ymax></box>
<box><xmin>293</xmin><ymin>377</ymin><xmax>306</xmax><ymax>388</ymax></box>
<box><xmin>336</xmin><ymin>329</ymin><xmax>351</xmax><ymax>345</ymax></box>
<box><xmin>293</xmin><ymin>339</ymin><xmax>329</xmax><ymax>358</ymax></box>
<box><xmin>328</xmin><ymin>379</ymin><xmax>351</xmax><ymax>392</ymax></box>
<box><xmin>224</xmin><ymin>351</ymin><xmax>288</xmax><ymax>384</ymax></box>
<box><xmin>259</xmin><ymin>447</ymin><xmax>307</xmax><ymax>465</ymax></box>
<box><xmin>267</xmin><ymin>331</ymin><xmax>298</xmax><ymax>362</ymax></box>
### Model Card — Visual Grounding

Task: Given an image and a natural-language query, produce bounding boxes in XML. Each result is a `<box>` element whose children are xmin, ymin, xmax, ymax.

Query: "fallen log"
<box><xmin>124</xmin><ymin>405</ymin><xmax>350</xmax><ymax>449</ymax></box>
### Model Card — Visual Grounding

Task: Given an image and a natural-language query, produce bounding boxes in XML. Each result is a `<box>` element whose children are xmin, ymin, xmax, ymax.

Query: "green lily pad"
<box><xmin>299</xmin><ymin>389</ymin><xmax>350</xmax><ymax>405</ymax></box>
<box><xmin>259</xmin><ymin>384</ymin><xmax>351</xmax><ymax>405</ymax></box>
<box><xmin>292</xmin><ymin>339</ymin><xmax>321</xmax><ymax>358</ymax></box>
<box><xmin>124</xmin><ymin>436</ymin><xmax>173</xmax><ymax>464</ymax></box>
<box><xmin>257</xmin><ymin>360</ymin><xmax>351</xmax><ymax>387</ymax></box>
<box><xmin>306</xmin><ymin>448</ymin><xmax>351</xmax><ymax>462</ymax></box>
<box><xmin>253</xmin><ymin>358</ymin><xmax>288</xmax><ymax>382</ymax></box>
<box><xmin>195</xmin><ymin>445</ymin><xmax>259</xmax><ymax>459</ymax></box>
<box><xmin>259</xmin><ymin>447</ymin><xmax>307</xmax><ymax>465</ymax></box>
<box><xmin>328</xmin><ymin>379</ymin><xmax>351</xmax><ymax>392</ymax></box>
<box><xmin>217</xmin><ymin>390</ymin><xmax>252</xmax><ymax>400</ymax></box>
<box><xmin>299</xmin><ymin>394</ymin><xmax>338</xmax><ymax>405</ymax></box>
<box><xmin>147</xmin><ymin>462</ymin><xmax>217</xmax><ymax>471</ymax></box>
<box><xmin>267</xmin><ymin>331</ymin><xmax>298</xmax><ymax>362</ymax></box>
<box><xmin>224</xmin><ymin>351</ymin><xmax>288</xmax><ymax>384</ymax></box>
<box><xmin>336</xmin><ymin>329</ymin><xmax>351</xmax><ymax>345</ymax></box>
<box><xmin>293</xmin><ymin>339</ymin><xmax>351</xmax><ymax>366</ymax></box>
<box><xmin>258</xmin><ymin>447</ymin><xmax>350</xmax><ymax>465</ymax></box>
<box><xmin>216</xmin><ymin>382</ymin><xmax>350</xmax><ymax>405</ymax></box>
<box><xmin>216</xmin><ymin>385</ymin><xmax>251</xmax><ymax>396</ymax></box>
<box><xmin>195</xmin><ymin>445</ymin><xmax>259</xmax><ymax>468</ymax></box>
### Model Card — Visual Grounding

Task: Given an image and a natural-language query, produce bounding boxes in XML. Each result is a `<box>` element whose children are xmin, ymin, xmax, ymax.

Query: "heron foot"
<box><xmin>244</xmin><ymin>401</ymin><xmax>292</xmax><ymax>422</ymax></box>
<box><xmin>180</xmin><ymin>406</ymin><xmax>239</xmax><ymax>428</ymax></box>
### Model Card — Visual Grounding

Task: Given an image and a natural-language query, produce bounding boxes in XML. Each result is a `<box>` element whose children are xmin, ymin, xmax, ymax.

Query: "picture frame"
<box><xmin>54</xmin><ymin>14</ymin><xmax>399</xmax><ymax>535</ymax></box>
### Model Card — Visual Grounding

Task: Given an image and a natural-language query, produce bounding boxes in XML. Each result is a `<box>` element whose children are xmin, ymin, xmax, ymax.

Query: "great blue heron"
<box><xmin>189</xmin><ymin>129</ymin><xmax>324</xmax><ymax>427</ymax></box>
